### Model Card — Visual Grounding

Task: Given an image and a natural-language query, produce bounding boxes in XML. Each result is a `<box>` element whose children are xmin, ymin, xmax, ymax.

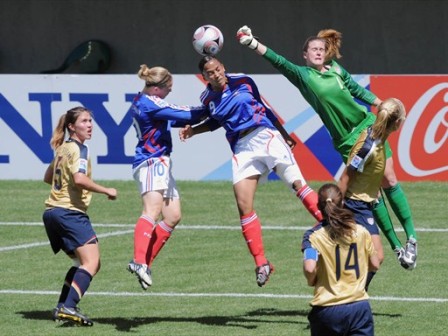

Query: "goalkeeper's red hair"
<box><xmin>317</xmin><ymin>29</ymin><xmax>343</xmax><ymax>63</ymax></box>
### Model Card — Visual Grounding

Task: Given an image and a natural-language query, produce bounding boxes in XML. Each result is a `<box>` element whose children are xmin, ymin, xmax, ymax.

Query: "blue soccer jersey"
<box><xmin>199</xmin><ymin>73</ymin><xmax>279</xmax><ymax>152</ymax></box>
<box><xmin>130</xmin><ymin>93</ymin><xmax>206</xmax><ymax>168</ymax></box>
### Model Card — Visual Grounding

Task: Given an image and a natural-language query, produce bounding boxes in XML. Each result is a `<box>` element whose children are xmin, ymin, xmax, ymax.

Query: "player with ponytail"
<box><xmin>43</xmin><ymin>106</ymin><xmax>117</xmax><ymax>326</ymax></box>
<box><xmin>302</xmin><ymin>183</ymin><xmax>379</xmax><ymax>335</ymax></box>
<box><xmin>338</xmin><ymin>98</ymin><xmax>408</xmax><ymax>289</ymax></box>
<box><xmin>237</xmin><ymin>25</ymin><xmax>418</xmax><ymax>270</ymax></box>
<box><xmin>127</xmin><ymin>64</ymin><xmax>207</xmax><ymax>290</ymax></box>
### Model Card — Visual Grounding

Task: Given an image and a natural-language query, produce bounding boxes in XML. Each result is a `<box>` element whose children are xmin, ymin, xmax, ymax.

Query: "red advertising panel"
<box><xmin>371</xmin><ymin>76</ymin><xmax>448</xmax><ymax>181</ymax></box>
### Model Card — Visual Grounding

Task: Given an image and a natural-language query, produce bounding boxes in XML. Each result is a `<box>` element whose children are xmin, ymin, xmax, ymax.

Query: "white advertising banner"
<box><xmin>3</xmin><ymin>74</ymin><xmax>447</xmax><ymax>181</ymax></box>
<box><xmin>0</xmin><ymin>74</ymin><xmax>328</xmax><ymax>180</ymax></box>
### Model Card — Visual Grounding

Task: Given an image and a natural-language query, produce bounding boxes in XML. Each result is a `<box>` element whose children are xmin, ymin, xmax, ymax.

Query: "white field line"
<box><xmin>0</xmin><ymin>289</ymin><xmax>447</xmax><ymax>303</ymax></box>
<box><xmin>0</xmin><ymin>222</ymin><xmax>446</xmax><ymax>252</ymax></box>
<box><xmin>0</xmin><ymin>229</ymin><xmax>133</xmax><ymax>252</ymax></box>
<box><xmin>1</xmin><ymin>222</ymin><xmax>447</xmax><ymax>304</ymax></box>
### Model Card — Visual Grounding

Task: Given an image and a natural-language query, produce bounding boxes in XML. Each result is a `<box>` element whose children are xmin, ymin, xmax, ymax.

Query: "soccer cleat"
<box><xmin>403</xmin><ymin>238</ymin><xmax>417</xmax><ymax>270</ymax></box>
<box><xmin>394</xmin><ymin>247</ymin><xmax>410</xmax><ymax>270</ymax></box>
<box><xmin>138</xmin><ymin>268</ymin><xmax>152</xmax><ymax>290</ymax></box>
<box><xmin>52</xmin><ymin>307</ymin><xmax>59</xmax><ymax>321</ymax></box>
<box><xmin>56</xmin><ymin>306</ymin><xmax>93</xmax><ymax>326</ymax></box>
<box><xmin>127</xmin><ymin>260</ymin><xmax>152</xmax><ymax>290</ymax></box>
<box><xmin>255</xmin><ymin>262</ymin><xmax>274</xmax><ymax>287</ymax></box>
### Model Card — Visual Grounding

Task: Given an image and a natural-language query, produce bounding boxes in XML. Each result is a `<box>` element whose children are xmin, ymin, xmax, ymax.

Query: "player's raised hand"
<box><xmin>236</xmin><ymin>25</ymin><xmax>258</xmax><ymax>50</ymax></box>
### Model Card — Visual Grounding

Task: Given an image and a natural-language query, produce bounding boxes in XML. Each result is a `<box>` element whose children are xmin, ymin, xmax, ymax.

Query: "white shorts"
<box><xmin>133</xmin><ymin>156</ymin><xmax>179</xmax><ymax>199</ymax></box>
<box><xmin>232</xmin><ymin>127</ymin><xmax>305</xmax><ymax>189</ymax></box>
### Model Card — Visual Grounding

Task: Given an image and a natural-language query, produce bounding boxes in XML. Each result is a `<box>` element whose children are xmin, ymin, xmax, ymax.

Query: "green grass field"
<box><xmin>0</xmin><ymin>180</ymin><xmax>447</xmax><ymax>335</ymax></box>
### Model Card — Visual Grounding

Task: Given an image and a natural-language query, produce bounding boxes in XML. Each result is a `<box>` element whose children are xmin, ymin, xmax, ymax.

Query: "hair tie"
<box><xmin>326</xmin><ymin>198</ymin><xmax>332</xmax><ymax>203</ymax></box>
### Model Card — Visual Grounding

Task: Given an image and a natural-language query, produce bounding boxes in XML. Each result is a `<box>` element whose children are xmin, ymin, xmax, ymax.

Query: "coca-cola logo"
<box><xmin>398</xmin><ymin>83</ymin><xmax>448</xmax><ymax>177</ymax></box>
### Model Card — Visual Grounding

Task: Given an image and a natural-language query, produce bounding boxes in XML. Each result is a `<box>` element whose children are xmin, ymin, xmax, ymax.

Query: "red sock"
<box><xmin>133</xmin><ymin>216</ymin><xmax>155</xmax><ymax>264</ymax></box>
<box><xmin>297</xmin><ymin>185</ymin><xmax>323</xmax><ymax>221</ymax></box>
<box><xmin>147</xmin><ymin>221</ymin><xmax>173</xmax><ymax>267</ymax></box>
<box><xmin>241</xmin><ymin>211</ymin><xmax>267</xmax><ymax>267</ymax></box>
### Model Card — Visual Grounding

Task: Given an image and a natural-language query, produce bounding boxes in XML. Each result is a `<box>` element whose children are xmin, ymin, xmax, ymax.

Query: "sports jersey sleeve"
<box><xmin>347</xmin><ymin>128</ymin><xmax>376</xmax><ymax>173</ymax></box>
<box><xmin>347</xmin><ymin>138</ymin><xmax>365</xmax><ymax>172</ymax></box>
<box><xmin>199</xmin><ymin>116</ymin><xmax>222</xmax><ymax>131</ymax></box>
<box><xmin>170</xmin><ymin>106</ymin><xmax>208</xmax><ymax>127</ymax></box>
<box><xmin>149</xmin><ymin>98</ymin><xmax>207</xmax><ymax>125</ymax></box>
<box><xmin>77</xmin><ymin>142</ymin><xmax>89</xmax><ymax>175</ymax></box>
<box><xmin>302</xmin><ymin>227</ymin><xmax>320</xmax><ymax>261</ymax></box>
<box><xmin>68</xmin><ymin>141</ymin><xmax>89</xmax><ymax>175</ymax></box>
<box><xmin>263</xmin><ymin>48</ymin><xmax>309</xmax><ymax>91</ymax></box>
<box><xmin>301</xmin><ymin>224</ymin><xmax>322</xmax><ymax>251</ymax></box>
<box><xmin>337</xmin><ymin>62</ymin><xmax>378</xmax><ymax>105</ymax></box>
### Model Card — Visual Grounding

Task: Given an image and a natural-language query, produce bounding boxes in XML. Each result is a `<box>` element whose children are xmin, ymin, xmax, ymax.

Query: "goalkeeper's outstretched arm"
<box><xmin>236</xmin><ymin>25</ymin><xmax>267</xmax><ymax>56</ymax></box>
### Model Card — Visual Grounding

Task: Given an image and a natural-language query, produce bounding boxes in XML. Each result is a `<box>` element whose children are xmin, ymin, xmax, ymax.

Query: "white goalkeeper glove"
<box><xmin>237</xmin><ymin>25</ymin><xmax>258</xmax><ymax>50</ymax></box>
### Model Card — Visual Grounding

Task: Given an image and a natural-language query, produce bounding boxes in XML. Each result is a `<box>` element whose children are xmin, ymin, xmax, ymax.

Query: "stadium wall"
<box><xmin>1</xmin><ymin>74</ymin><xmax>446</xmax><ymax>181</ymax></box>
<box><xmin>0</xmin><ymin>0</ymin><xmax>447</xmax><ymax>75</ymax></box>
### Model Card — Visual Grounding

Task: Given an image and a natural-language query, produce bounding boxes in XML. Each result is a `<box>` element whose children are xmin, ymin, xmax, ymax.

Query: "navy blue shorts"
<box><xmin>344</xmin><ymin>199</ymin><xmax>379</xmax><ymax>235</ymax></box>
<box><xmin>308</xmin><ymin>300</ymin><xmax>374</xmax><ymax>336</ymax></box>
<box><xmin>43</xmin><ymin>207</ymin><xmax>98</xmax><ymax>255</ymax></box>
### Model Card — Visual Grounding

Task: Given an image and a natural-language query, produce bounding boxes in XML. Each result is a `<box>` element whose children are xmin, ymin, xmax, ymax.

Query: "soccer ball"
<box><xmin>192</xmin><ymin>25</ymin><xmax>224</xmax><ymax>56</ymax></box>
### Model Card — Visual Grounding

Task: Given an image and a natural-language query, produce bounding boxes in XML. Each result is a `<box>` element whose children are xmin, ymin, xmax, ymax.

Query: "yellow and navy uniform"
<box><xmin>345</xmin><ymin>127</ymin><xmax>385</xmax><ymax>203</ymax></box>
<box><xmin>302</xmin><ymin>222</ymin><xmax>376</xmax><ymax>306</ymax></box>
<box><xmin>45</xmin><ymin>139</ymin><xmax>92</xmax><ymax>213</ymax></box>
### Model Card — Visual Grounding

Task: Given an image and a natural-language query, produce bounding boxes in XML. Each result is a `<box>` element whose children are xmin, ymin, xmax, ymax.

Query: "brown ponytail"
<box><xmin>317</xmin><ymin>183</ymin><xmax>355</xmax><ymax>245</ymax></box>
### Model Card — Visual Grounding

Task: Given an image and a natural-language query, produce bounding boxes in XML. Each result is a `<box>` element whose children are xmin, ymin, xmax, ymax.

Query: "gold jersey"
<box><xmin>346</xmin><ymin>128</ymin><xmax>385</xmax><ymax>203</ymax></box>
<box><xmin>304</xmin><ymin>223</ymin><xmax>376</xmax><ymax>306</ymax></box>
<box><xmin>45</xmin><ymin>139</ymin><xmax>92</xmax><ymax>213</ymax></box>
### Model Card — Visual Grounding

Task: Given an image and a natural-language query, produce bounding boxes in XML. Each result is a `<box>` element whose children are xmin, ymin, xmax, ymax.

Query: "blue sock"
<box><xmin>57</xmin><ymin>266</ymin><xmax>78</xmax><ymax>308</ymax></box>
<box><xmin>63</xmin><ymin>268</ymin><xmax>92</xmax><ymax>308</ymax></box>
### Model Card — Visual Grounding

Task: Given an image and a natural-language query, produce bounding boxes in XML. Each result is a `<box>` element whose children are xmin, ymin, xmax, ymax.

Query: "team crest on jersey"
<box><xmin>367</xmin><ymin>217</ymin><xmax>375</xmax><ymax>225</ymax></box>
<box><xmin>79</xmin><ymin>158</ymin><xmax>88</xmax><ymax>173</ymax></box>
<box><xmin>333</xmin><ymin>64</ymin><xmax>342</xmax><ymax>75</ymax></box>
<box><xmin>350</xmin><ymin>155</ymin><xmax>362</xmax><ymax>169</ymax></box>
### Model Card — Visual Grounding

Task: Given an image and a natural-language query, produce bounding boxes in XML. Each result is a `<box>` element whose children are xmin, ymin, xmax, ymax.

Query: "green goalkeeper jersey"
<box><xmin>263</xmin><ymin>48</ymin><xmax>378</xmax><ymax>160</ymax></box>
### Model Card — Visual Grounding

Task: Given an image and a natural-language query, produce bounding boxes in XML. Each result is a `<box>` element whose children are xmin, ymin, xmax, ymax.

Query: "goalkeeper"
<box><xmin>237</xmin><ymin>25</ymin><xmax>417</xmax><ymax>270</ymax></box>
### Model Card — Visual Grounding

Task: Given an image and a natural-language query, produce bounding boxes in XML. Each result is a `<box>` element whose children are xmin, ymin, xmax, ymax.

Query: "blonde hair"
<box><xmin>50</xmin><ymin>106</ymin><xmax>92</xmax><ymax>149</ymax></box>
<box><xmin>317</xmin><ymin>183</ymin><xmax>356</xmax><ymax>245</ymax></box>
<box><xmin>138</xmin><ymin>64</ymin><xmax>172</xmax><ymax>88</ymax></box>
<box><xmin>317</xmin><ymin>29</ymin><xmax>342</xmax><ymax>62</ymax></box>
<box><xmin>371</xmin><ymin>98</ymin><xmax>406</xmax><ymax>140</ymax></box>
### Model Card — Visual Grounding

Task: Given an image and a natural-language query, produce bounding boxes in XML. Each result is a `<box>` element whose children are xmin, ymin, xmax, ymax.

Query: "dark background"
<box><xmin>0</xmin><ymin>0</ymin><xmax>446</xmax><ymax>74</ymax></box>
